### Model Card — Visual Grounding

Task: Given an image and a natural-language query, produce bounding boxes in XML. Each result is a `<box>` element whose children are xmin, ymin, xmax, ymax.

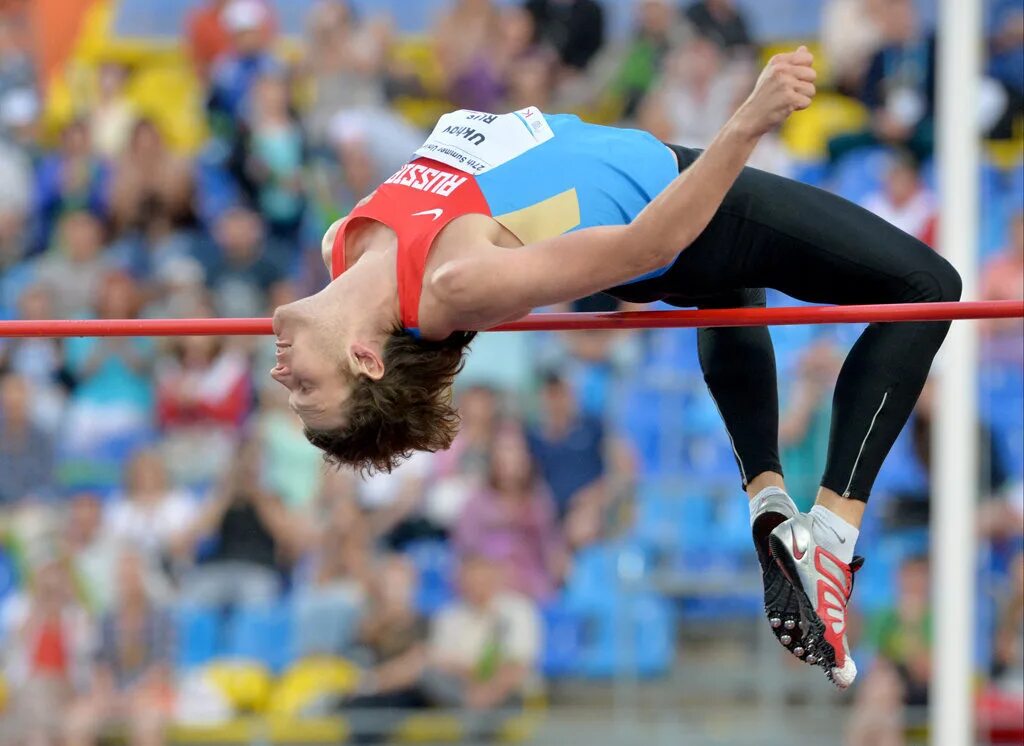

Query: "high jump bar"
<box><xmin>0</xmin><ymin>300</ymin><xmax>1020</xmax><ymax>338</ymax></box>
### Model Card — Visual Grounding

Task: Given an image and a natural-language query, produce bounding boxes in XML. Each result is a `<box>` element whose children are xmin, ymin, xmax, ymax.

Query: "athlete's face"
<box><xmin>271</xmin><ymin>297</ymin><xmax>352</xmax><ymax>431</ymax></box>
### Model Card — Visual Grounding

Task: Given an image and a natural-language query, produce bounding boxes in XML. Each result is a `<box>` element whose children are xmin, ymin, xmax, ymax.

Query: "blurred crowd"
<box><xmin>0</xmin><ymin>0</ymin><xmax>1020</xmax><ymax>744</ymax></box>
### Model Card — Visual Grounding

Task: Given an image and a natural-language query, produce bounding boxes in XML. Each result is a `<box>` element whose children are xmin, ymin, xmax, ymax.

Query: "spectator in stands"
<box><xmin>454</xmin><ymin>426</ymin><xmax>566</xmax><ymax>602</ymax></box>
<box><xmin>613</xmin><ymin>0</ymin><xmax>684</xmax><ymax>120</ymax></box>
<box><xmin>293</xmin><ymin>491</ymin><xmax>371</xmax><ymax>658</ymax></box>
<box><xmin>88</xmin><ymin>63</ymin><xmax>138</xmax><ymax>160</ymax></box>
<box><xmin>33</xmin><ymin>119</ymin><xmax>109</xmax><ymax>254</ymax></box>
<box><xmin>848</xmin><ymin>555</ymin><xmax>931</xmax><ymax>746</ymax></box>
<box><xmin>302</xmin><ymin>0</ymin><xmax>392</xmax><ymax>146</ymax></box>
<box><xmin>178</xmin><ymin>437</ymin><xmax>299</xmax><ymax>608</ymax></box>
<box><xmin>256</xmin><ymin>381</ymin><xmax>324</xmax><ymax>511</ymax></box>
<box><xmin>231</xmin><ymin>72</ymin><xmax>306</xmax><ymax>239</ymax></box>
<box><xmin>527</xmin><ymin>373</ymin><xmax>633</xmax><ymax>548</ymax></box>
<box><xmin>206</xmin><ymin>206</ymin><xmax>286</xmax><ymax>318</ymax></box>
<box><xmin>64</xmin><ymin>272</ymin><xmax>155</xmax><ymax>450</ymax></box>
<box><xmin>34</xmin><ymin>210</ymin><xmax>109</xmax><ymax>320</ymax></box>
<box><xmin>0</xmin><ymin>371</ymin><xmax>55</xmax><ymax>505</ymax></box>
<box><xmin>981</xmin><ymin>211</ymin><xmax>1024</xmax><ymax>356</ymax></box>
<box><xmin>142</xmin><ymin>255</ymin><xmax>209</xmax><ymax>322</ymax></box>
<box><xmin>324</xmin><ymin>106</ymin><xmax>431</xmax><ymax>208</ymax></box>
<box><xmin>993</xmin><ymin>551</ymin><xmax>1024</xmax><ymax>692</ymax></box>
<box><xmin>524</xmin><ymin>0</ymin><xmax>605</xmax><ymax>74</ymax></box>
<box><xmin>156</xmin><ymin>335</ymin><xmax>250</xmax><ymax>486</ymax></box>
<box><xmin>821</xmin><ymin>0</ymin><xmax>886</xmax><ymax>97</ymax></box>
<box><xmin>638</xmin><ymin>35</ymin><xmax>747</xmax><ymax>149</ymax></box>
<box><xmin>0</xmin><ymin>15</ymin><xmax>36</xmax><ymax>105</ymax></box>
<box><xmin>187</xmin><ymin>0</ymin><xmax>275</xmax><ymax>81</ymax></box>
<box><xmin>0</xmin><ymin>92</ymin><xmax>32</xmax><ymax>265</ymax></box>
<box><xmin>434</xmin><ymin>0</ymin><xmax>505</xmax><ymax>112</ymax></box>
<box><xmin>0</xmin><ymin>284</ymin><xmax>67</xmax><ymax>431</ymax></box>
<box><xmin>64</xmin><ymin>492</ymin><xmax>118</xmax><ymax>613</ymax></box>
<box><xmin>343</xmin><ymin>555</ymin><xmax>430</xmax><ymax>738</ymax></box>
<box><xmin>353</xmin><ymin>451</ymin><xmax>442</xmax><ymax>550</ymax></box>
<box><xmin>206</xmin><ymin>0</ymin><xmax>282</xmax><ymax>135</ymax></box>
<box><xmin>829</xmin><ymin>0</ymin><xmax>936</xmax><ymax>164</ymax></box>
<box><xmin>496</xmin><ymin>6</ymin><xmax>559</xmax><ymax>111</ymax></box>
<box><xmin>422</xmin><ymin>553</ymin><xmax>540</xmax><ymax>717</ymax></box>
<box><xmin>104</xmin><ymin>449</ymin><xmax>197</xmax><ymax>575</ymax></box>
<box><xmin>683</xmin><ymin>0</ymin><xmax>756</xmax><ymax>59</ymax></box>
<box><xmin>2</xmin><ymin>554</ymin><xmax>92</xmax><ymax>746</ymax></box>
<box><xmin>987</xmin><ymin>1</ymin><xmax>1024</xmax><ymax>139</ymax></box>
<box><xmin>861</xmin><ymin>149</ymin><xmax>937</xmax><ymax>246</ymax></box>
<box><xmin>426</xmin><ymin>385</ymin><xmax>502</xmax><ymax>529</ymax></box>
<box><xmin>64</xmin><ymin>548</ymin><xmax>174</xmax><ymax>746</ymax></box>
<box><xmin>109</xmin><ymin>119</ymin><xmax>193</xmax><ymax>239</ymax></box>
<box><xmin>778</xmin><ymin>337</ymin><xmax>843</xmax><ymax>512</ymax></box>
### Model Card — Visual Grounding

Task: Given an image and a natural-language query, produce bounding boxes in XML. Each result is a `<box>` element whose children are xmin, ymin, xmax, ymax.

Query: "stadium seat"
<box><xmin>831</xmin><ymin>147</ymin><xmax>890</xmax><ymax>204</ymax></box>
<box><xmin>573</xmin><ymin>593</ymin><xmax>675</xmax><ymax>678</ymax></box>
<box><xmin>175</xmin><ymin>606</ymin><xmax>222</xmax><ymax>670</ymax></box>
<box><xmin>405</xmin><ymin>540</ymin><xmax>456</xmax><ymax>615</ymax></box>
<box><xmin>224</xmin><ymin>604</ymin><xmax>295</xmax><ymax>674</ymax></box>
<box><xmin>268</xmin><ymin>656</ymin><xmax>360</xmax><ymax>717</ymax></box>
<box><xmin>540</xmin><ymin>601</ymin><xmax>584</xmax><ymax>677</ymax></box>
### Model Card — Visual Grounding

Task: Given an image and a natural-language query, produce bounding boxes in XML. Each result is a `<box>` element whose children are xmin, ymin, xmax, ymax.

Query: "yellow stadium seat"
<box><xmin>125</xmin><ymin>65</ymin><xmax>207</xmax><ymax>153</ymax></box>
<box><xmin>203</xmin><ymin>661</ymin><xmax>274</xmax><ymax>715</ymax></box>
<box><xmin>267</xmin><ymin>656</ymin><xmax>360</xmax><ymax>718</ymax></box>
<box><xmin>781</xmin><ymin>92</ymin><xmax>870</xmax><ymax>160</ymax></box>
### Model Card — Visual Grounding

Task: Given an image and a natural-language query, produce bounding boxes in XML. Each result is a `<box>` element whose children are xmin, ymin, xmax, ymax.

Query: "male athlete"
<box><xmin>270</xmin><ymin>48</ymin><xmax>961</xmax><ymax>688</ymax></box>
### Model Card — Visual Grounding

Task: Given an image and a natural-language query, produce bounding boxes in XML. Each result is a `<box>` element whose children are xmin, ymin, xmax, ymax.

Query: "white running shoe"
<box><xmin>768</xmin><ymin>513</ymin><xmax>864</xmax><ymax>688</ymax></box>
<box><xmin>750</xmin><ymin>490</ymin><xmax>809</xmax><ymax>661</ymax></box>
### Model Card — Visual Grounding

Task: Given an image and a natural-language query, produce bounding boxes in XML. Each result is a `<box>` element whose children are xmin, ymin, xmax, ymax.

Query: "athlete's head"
<box><xmin>271</xmin><ymin>221</ymin><xmax>474</xmax><ymax>474</ymax></box>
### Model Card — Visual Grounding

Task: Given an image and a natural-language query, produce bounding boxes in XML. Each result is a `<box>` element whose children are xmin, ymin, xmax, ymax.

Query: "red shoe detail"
<box><xmin>813</xmin><ymin>547</ymin><xmax>854</xmax><ymax>667</ymax></box>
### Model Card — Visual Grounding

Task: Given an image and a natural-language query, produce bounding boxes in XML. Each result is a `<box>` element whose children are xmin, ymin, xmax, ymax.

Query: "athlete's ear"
<box><xmin>348</xmin><ymin>342</ymin><xmax>385</xmax><ymax>381</ymax></box>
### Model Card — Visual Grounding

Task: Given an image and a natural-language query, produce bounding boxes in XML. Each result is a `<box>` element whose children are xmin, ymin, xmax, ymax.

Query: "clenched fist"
<box><xmin>736</xmin><ymin>46</ymin><xmax>817</xmax><ymax>138</ymax></box>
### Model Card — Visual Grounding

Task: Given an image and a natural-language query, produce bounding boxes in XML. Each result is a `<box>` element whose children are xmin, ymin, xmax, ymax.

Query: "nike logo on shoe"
<box><xmin>790</xmin><ymin>527</ymin><xmax>806</xmax><ymax>560</ymax></box>
<box><xmin>412</xmin><ymin>208</ymin><xmax>444</xmax><ymax>220</ymax></box>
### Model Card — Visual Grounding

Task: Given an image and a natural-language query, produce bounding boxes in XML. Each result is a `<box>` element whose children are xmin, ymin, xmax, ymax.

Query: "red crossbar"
<box><xmin>0</xmin><ymin>300</ymin><xmax>1019</xmax><ymax>338</ymax></box>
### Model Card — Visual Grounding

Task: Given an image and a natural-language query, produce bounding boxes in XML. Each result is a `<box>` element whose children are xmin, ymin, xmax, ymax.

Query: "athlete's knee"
<box><xmin>906</xmin><ymin>253</ymin><xmax>962</xmax><ymax>303</ymax></box>
<box><xmin>932</xmin><ymin>255</ymin><xmax>962</xmax><ymax>302</ymax></box>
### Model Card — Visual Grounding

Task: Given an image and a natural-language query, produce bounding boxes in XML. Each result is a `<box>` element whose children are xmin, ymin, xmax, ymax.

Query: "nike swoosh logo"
<box><xmin>826</xmin><ymin>525</ymin><xmax>847</xmax><ymax>544</ymax></box>
<box><xmin>412</xmin><ymin>208</ymin><xmax>444</xmax><ymax>221</ymax></box>
<box><xmin>791</xmin><ymin>527</ymin><xmax>806</xmax><ymax>560</ymax></box>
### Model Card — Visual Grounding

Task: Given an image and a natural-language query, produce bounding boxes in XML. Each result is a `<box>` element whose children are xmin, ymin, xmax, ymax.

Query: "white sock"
<box><xmin>809</xmin><ymin>505</ymin><xmax>859</xmax><ymax>564</ymax></box>
<box><xmin>748</xmin><ymin>486</ymin><xmax>797</xmax><ymax>527</ymax></box>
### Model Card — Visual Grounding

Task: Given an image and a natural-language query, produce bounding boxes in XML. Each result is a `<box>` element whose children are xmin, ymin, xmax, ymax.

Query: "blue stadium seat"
<box><xmin>224</xmin><ymin>604</ymin><xmax>295</xmax><ymax>673</ymax></box>
<box><xmin>175</xmin><ymin>606</ymin><xmax>221</xmax><ymax>670</ymax></box>
<box><xmin>572</xmin><ymin>594</ymin><xmax>675</xmax><ymax>678</ymax></box>
<box><xmin>0</xmin><ymin>547</ymin><xmax>18</xmax><ymax>605</ymax></box>
<box><xmin>405</xmin><ymin>540</ymin><xmax>455</xmax><ymax>615</ymax></box>
<box><xmin>831</xmin><ymin>148</ymin><xmax>890</xmax><ymax>204</ymax></box>
<box><xmin>540</xmin><ymin>600</ymin><xmax>584</xmax><ymax>677</ymax></box>
<box><xmin>981</xmin><ymin>364</ymin><xmax>1024</xmax><ymax>477</ymax></box>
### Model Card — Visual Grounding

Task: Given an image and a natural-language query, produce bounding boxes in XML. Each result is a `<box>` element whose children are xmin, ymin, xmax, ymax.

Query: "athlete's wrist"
<box><xmin>725</xmin><ymin>107</ymin><xmax>765</xmax><ymax>144</ymax></box>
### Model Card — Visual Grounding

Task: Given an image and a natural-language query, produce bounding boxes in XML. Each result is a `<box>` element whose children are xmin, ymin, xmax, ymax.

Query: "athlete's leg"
<box><xmin>667</xmin><ymin>287</ymin><xmax>784</xmax><ymax>494</ymax></box>
<box><xmin>706</xmin><ymin>165</ymin><xmax>960</xmax><ymax>687</ymax></box>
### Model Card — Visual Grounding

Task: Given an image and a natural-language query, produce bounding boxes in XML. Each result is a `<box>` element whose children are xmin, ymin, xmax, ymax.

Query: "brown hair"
<box><xmin>304</xmin><ymin>330</ymin><xmax>474</xmax><ymax>474</ymax></box>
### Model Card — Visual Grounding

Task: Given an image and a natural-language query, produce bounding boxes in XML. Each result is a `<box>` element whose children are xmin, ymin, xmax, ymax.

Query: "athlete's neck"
<box><xmin>346</xmin><ymin>219</ymin><xmax>397</xmax><ymax>267</ymax></box>
<box><xmin>318</xmin><ymin>239</ymin><xmax>402</xmax><ymax>343</ymax></box>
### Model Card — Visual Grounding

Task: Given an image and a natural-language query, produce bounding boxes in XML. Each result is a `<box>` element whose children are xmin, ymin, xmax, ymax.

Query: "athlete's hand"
<box><xmin>735</xmin><ymin>46</ymin><xmax>816</xmax><ymax>138</ymax></box>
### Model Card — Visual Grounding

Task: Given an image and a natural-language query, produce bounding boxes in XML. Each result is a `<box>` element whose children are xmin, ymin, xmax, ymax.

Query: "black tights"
<box><xmin>609</xmin><ymin>146</ymin><xmax>961</xmax><ymax>502</ymax></box>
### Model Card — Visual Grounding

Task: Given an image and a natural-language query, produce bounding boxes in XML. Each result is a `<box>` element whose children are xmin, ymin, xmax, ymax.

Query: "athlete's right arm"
<box><xmin>431</xmin><ymin>48</ymin><xmax>816</xmax><ymax>329</ymax></box>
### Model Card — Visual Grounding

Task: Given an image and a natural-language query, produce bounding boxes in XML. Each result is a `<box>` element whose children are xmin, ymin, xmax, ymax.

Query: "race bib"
<box><xmin>414</xmin><ymin>107</ymin><xmax>555</xmax><ymax>175</ymax></box>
